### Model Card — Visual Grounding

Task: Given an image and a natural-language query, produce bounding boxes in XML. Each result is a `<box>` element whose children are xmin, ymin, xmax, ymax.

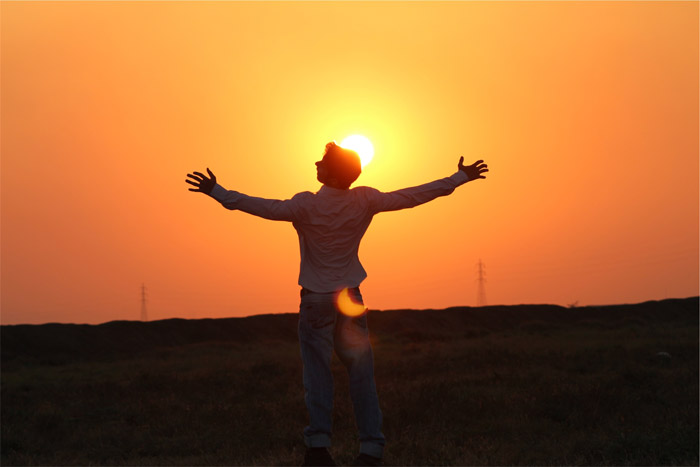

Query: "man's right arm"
<box><xmin>366</xmin><ymin>158</ymin><xmax>488</xmax><ymax>214</ymax></box>
<box><xmin>366</xmin><ymin>171</ymin><xmax>469</xmax><ymax>213</ymax></box>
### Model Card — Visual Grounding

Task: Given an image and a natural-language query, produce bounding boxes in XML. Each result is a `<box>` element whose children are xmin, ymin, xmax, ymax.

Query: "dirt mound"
<box><xmin>2</xmin><ymin>297</ymin><xmax>696</xmax><ymax>364</ymax></box>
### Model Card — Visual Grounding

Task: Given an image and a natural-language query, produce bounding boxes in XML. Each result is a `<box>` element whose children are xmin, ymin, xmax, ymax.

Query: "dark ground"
<box><xmin>2</xmin><ymin>297</ymin><xmax>698</xmax><ymax>465</ymax></box>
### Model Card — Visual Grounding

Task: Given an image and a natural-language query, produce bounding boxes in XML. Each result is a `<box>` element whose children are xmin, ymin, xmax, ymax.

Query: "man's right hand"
<box><xmin>458</xmin><ymin>157</ymin><xmax>488</xmax><ymax>181</ymax></box>
<box><xmin>186</xmin><ymin>168</ymin><xmax>217</xmax><ymax>195</ymax></box>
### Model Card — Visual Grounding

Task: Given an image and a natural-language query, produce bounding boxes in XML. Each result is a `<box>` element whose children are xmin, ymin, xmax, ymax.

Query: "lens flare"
<box><xmin>335</xmin><ymin>287</ymin><xmax>367</xmax><ymax>317</ymax></box>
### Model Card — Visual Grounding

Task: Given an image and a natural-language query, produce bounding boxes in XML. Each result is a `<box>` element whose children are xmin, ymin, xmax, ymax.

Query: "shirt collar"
<box><xmin>318</xmin><ymin>185</ymin><xmax>349</xmax><ymax>196</ymax></box>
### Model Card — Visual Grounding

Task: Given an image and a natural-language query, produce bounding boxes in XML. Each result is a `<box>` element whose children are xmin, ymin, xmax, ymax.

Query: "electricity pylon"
<box><xmin>141</xmin><ymin>284</ymin><xmax>148</xmax><ymax>321</ymax></box>
<box><xmin>476</xmin><ymin>259</ymin><xmax>487</xmax><ymax>307</ymax></box>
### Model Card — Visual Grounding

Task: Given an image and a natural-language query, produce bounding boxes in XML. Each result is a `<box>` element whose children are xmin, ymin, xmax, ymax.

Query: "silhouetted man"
<box><xmin>186</xmin><ymin>143</ymin><xmax>488</xmax><ymax>466</ymax></box>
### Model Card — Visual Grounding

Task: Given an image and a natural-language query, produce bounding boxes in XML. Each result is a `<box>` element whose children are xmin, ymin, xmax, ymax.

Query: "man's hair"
<box><xmin>322</xmin><ymin>142</ymin><xmax>362</xmax><ymax>189</ymax></box>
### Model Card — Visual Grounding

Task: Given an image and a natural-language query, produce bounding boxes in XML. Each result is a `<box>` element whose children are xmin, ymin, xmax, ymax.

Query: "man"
<box><xmin>186</xmin><ymin>142</ymin><xmax>488</xmax><ymax>466</ymax></box>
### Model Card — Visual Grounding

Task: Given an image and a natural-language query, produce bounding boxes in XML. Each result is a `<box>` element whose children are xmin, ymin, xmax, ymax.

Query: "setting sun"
<box><xmin>340</xmin><ymin>135</ymin><xmax>374</xmax><ymax>168</ymax></box>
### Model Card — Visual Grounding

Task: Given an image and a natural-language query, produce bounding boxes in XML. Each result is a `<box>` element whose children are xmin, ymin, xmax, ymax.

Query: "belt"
<box><xmin>300</xmin><ymin>286</ymin><xmax>360</xmax><ymax>297</ymax></box>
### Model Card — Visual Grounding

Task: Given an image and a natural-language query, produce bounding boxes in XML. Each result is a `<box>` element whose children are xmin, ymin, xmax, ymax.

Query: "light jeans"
<box><xmin>298</xmin><ymin>287</ymin><xmax>385</xmax><ymax>458</ymax></box>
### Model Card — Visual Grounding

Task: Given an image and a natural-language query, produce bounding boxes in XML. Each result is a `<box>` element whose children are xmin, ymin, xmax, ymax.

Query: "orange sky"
<box><xmin>2</xmin><ymin>1</ymin><xmax>698</xmax><ymax>325</ymax></box>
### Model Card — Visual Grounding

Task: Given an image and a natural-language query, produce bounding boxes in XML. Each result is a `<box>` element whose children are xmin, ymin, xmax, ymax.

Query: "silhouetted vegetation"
<box><xmin>2</xmin><ymin>297</ymin><xmax>698</xmax><ymax>465</ymax></box>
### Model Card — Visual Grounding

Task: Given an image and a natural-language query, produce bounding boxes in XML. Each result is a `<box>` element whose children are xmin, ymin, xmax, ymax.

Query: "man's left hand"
<box><xmin>186</xmin><ymin>168</ymin><xmax>217</xmax><ymax>194</ymax></box>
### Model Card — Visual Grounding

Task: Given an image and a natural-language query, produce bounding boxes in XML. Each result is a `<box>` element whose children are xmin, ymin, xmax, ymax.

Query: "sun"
<box><xmin>340</xmin><ymin>135</ymin><xmax>374</xmax><ymax>168</ymax></box>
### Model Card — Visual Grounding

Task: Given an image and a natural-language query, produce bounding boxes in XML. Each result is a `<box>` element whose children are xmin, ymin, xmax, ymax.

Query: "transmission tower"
<box><xmin>141</xmin><ymin>283</ymin><xmax>148</xmax><ymax>321</ymax></box>
<box><xmin>476</xmin><ymin>259</ymin><xmax>487</xmax><ymax>307</ymax></box>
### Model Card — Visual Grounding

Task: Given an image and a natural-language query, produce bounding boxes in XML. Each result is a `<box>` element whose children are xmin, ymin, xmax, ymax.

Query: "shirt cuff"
<box><xmin>209</xmin><ymin>184</ymin><xmax>228</xmax><ymax>201</ymax></box>
<box><xmin>450</xmin><ymin>170</ymin><xmax>469</xmax><ymax>185</ymax></box>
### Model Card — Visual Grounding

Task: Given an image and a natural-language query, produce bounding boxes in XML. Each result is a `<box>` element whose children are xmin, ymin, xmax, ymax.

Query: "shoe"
<box><xmin>353</xmin><ymin>453</ymin><xmax>382</xmax><ymax>466</ymax></box>
<box><xmin>302</xmin><ymin>447</ymin><xmax>336</xmax><ymax>466</ymax></box>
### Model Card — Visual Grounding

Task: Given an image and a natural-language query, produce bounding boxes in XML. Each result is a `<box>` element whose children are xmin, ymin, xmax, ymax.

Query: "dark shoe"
<box><xmin>303</xmin><ymin>447</ymin><xmax>336</xmax><ymax>467</ymax></box>
<box><xmin>353</xmin><ymin>453</ymin><xmax>382</xmax><ymax>466</ymax></box>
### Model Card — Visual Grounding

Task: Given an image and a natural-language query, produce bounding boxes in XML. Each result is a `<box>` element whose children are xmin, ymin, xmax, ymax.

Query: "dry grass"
<box><xmin>2</xmin><ymin>298</ymin><xmax>698</xmax><ymax>465</ymax></box>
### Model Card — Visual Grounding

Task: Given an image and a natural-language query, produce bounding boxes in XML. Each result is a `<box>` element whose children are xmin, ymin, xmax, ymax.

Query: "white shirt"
<box><xmin>209</xmin><ymin>170</ymin><xmax>469</xmax><ymax>293</ymax></box>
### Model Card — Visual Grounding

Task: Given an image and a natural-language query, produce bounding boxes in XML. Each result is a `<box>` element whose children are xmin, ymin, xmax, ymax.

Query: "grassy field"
<box><xmin>2</xmin><ymin>298</ymin><xmax>698</xmax><ymax>466</ymax></box>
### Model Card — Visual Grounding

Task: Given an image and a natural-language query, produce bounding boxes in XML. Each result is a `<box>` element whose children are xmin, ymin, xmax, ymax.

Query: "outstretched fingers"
<box><xmin>186</xmin><ymin>172</ymin><xmax>206</xmax><ymax>192</ymax></box>
<box><xmin>185</xmin><ymin>179</ymin><xmax>202</xmax><ymax>193</ymax></box>
<box><xmin>469</xmin><ymin>160</ymin><xmax>488</xmax><ymax>179</ymax></box>
<box><xmin>186</xmin><ymin>168</ymin><xmax>216</xmax><ymax>194</ymax></box>
<box><xmin>457</xmin><ymin>157</ymin><xmax>489</xmax><ymax>180</ymax></box>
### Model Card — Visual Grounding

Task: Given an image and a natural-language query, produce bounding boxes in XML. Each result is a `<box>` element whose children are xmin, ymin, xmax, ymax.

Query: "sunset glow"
<box><xmin>1</xmin><ymin>1</ymin><xmax>697</xmax><ymax>325</ymax></box>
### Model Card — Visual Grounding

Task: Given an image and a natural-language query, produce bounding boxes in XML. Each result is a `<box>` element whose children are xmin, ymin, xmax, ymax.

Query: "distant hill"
<box><xmin>2</xmin><ymin>297</ymin><xmax>697</xmax><ymax>365</ymax></box>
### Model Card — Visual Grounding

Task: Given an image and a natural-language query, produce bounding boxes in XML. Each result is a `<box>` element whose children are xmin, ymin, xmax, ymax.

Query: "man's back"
<box><xmin>291</xmin><ymin>185</ymin><xmax>376</xmax><ymax>293</ymax></box>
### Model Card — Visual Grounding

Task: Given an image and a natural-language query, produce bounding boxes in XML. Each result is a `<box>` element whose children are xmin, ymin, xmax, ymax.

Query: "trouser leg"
<box><xmin>298</xmin><ymin>294</ymin><xmax>337</xmax><ymax>448</ymax></box>
<box><xmin>334</xmin><ymin>290</ymin><xmax>385</xmax><ymax>459</ymax></box>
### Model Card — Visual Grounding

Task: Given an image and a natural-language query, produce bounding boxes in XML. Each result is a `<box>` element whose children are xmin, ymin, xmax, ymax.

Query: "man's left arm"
<box><xmin>210</xmin><ymin>185</ymin><xmax>303</xmax><ymax>222</ymax></box>
<box><xmin>186</xmin><ymin>168</ymin><xmax>302</xmax><ymax>222</ymax></box>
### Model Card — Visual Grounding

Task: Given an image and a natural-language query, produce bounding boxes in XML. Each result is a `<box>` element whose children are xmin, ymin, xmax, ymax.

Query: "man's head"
<box><xmin>316</xmin><ymin>142</ymin><xmax>362</xmax><ymax>189</ymax></box>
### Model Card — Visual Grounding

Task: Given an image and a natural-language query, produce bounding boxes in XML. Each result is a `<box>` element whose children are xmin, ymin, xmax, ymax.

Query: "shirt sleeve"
<box><xmin>209</xmin><ymin>184</ymin><xmax>305</xmax><ymax>222</ymax></box>
<box><xmin>366</xmin><ymin>171</ymin><xmax>469</xmax><ymax>214</ymax></box>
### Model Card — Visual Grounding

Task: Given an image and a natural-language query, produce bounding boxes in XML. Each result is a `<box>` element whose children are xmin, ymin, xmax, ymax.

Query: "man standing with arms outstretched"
<box><xmin>186</xmin><ymin>142</ymin><xmax>488</xmax><ymax>466</ymax></box>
